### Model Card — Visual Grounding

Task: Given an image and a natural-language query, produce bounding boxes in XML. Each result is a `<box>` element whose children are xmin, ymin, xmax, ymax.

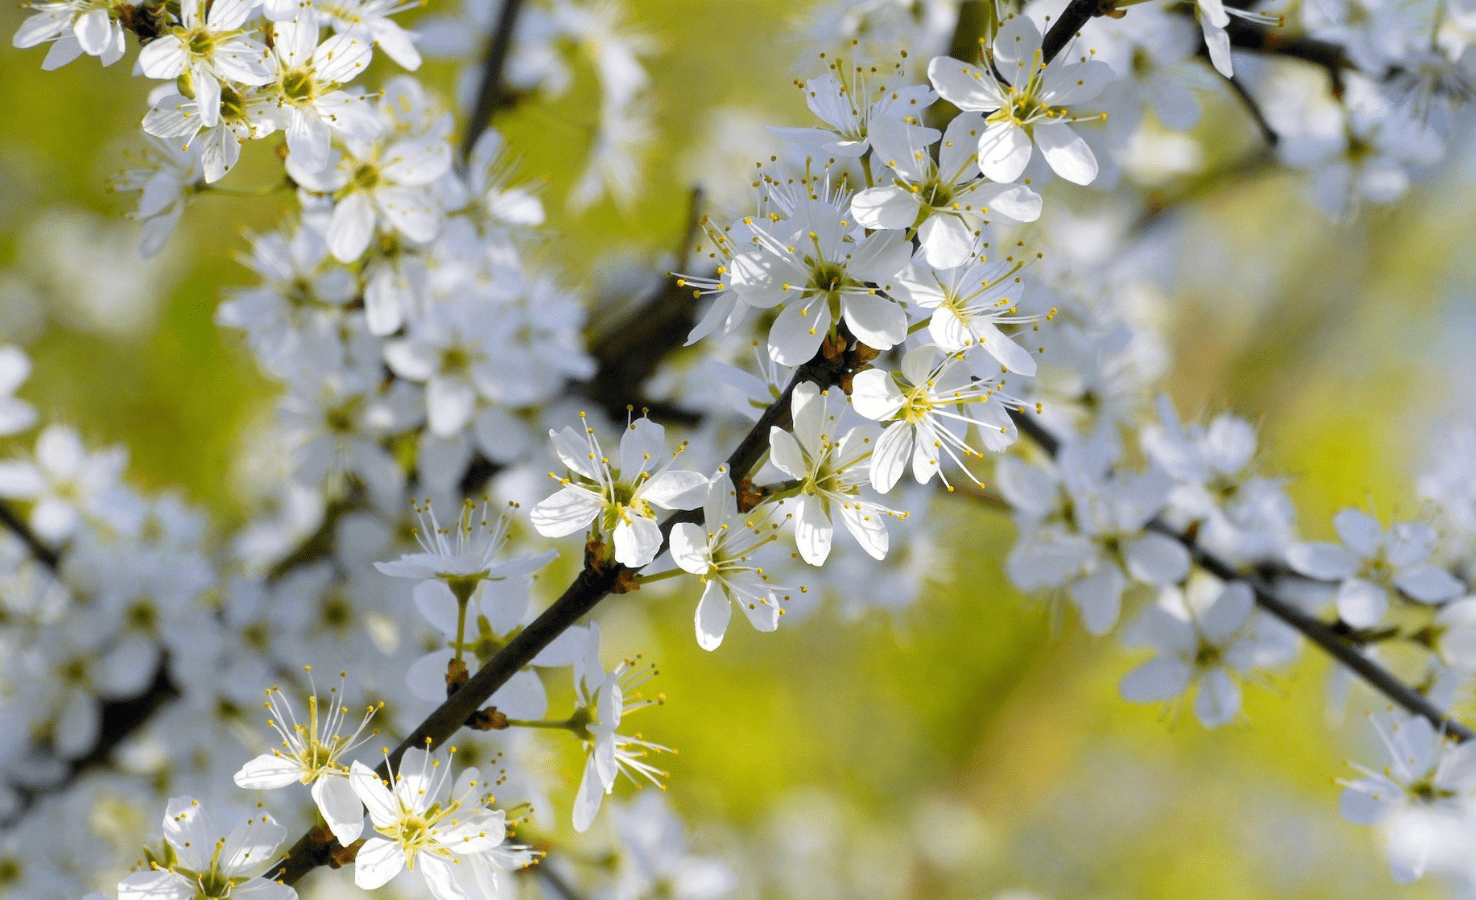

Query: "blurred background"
<box><xmin>2</xmin><ymin>1</ymin><xmax>1475</xmax><ymax>898</ymax></box>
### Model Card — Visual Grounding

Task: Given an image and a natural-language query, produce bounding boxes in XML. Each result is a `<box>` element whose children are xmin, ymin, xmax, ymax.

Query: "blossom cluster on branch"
<box><xmin>4</xmin><ymin>0</ymin><xmax>1476</xmax><ymax>897</ymax></box>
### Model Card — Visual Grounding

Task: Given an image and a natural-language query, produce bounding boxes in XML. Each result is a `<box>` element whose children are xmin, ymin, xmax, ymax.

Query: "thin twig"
<box><xmin>0</xmin><ymin>499</ymin><xmax>60</xmax><ymax>573</ymax></box>
<box><xmin>1150</xmin><ymin>518</ymin><xmax>1476</xmax><ymax>741</ymax></box>
<box><xmin>1004</xmin><ymin>408</ymin><xmax>1475</xmax><ymax>741</ymax></box>
<box><xmin>1220</xmin><ymin>70</ymin><xmax>1280</xmax><ymax>146</ymax></box>
<box><xmin>535</xmin><ymin>864</ymin><xmax>587</xmax><ymax>900</ymax></box>
<box><xmin>461</xmin><ymin>0</ymin><xmax>528</xmax><ymax>160</ymax></box>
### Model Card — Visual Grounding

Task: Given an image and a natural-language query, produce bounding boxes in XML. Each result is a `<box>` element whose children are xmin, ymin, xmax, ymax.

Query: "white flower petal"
<box><xmin>1119</xmin><ymin>656</ymin><xmax>1192</xmax><ymax>702</ymax></box>
<box><xmin>670</xmin><ymin>522</ymin><xmax>710</xmax><ymax>575</ymax></box>
<box><xmin>695</xmin><ymin>580</ymin><xmax>732</xmax><ymax>651</ymax></box>
<box><xmin>572</xmin><ymin>754</ymin><xmax>606</xmax><ymax>832</ymax></box>
<box><xmin>220</xmin><ymin>815</ymin><xmax>287</xmax><ymax>876</ymax></box>
<box><xmin>838</xmin><ymin>501</ymin><xmax>889</xmax><ymax>560</ymax></box>
<box><xmin>917</xmin><ymin>214</ymin><xmax>977</xmax><ymax>269</ymax></box>
<box><xmin>613</xmin><ymin>515</ymin><xmax>663</xmax><ymax>568</ymax></box>
<box><xmin>869</xmin><ymin>422</ymin><xmax>913</xmax><ymax>494</ymax></box>
<box><xmin>1032</xmin><ymin>120</ymin><xmax>1098</xmax><ymax>185</ymax></box>
<box><xmin>163</xmin><ymin>797</ymin><xmax>216</xmax><ymax>872</ymax></box>
<box><xmin>640</xmin><ymin>469</ymin><xmax>709</xmax><ymax>510</ymax></box>
<box><xmin>354</xmin><ymin>836</ymin><xmax>407</xmax><ymax>890</ymax></box>
<box><xmin>851</xmin><ymin>185</ymin><xmax>919</xmax><ymax>230</ymax></box>
<box><xmin>1336</xmin><ymin>577</ymin><xmax>1388</xmax><ymax>628</ymax></box>
<box><xmin>1070</xmin><ymin>565</ymin><xmax>1125</xmax><ymax>635</ymax></box>
<box><xmin>840</xmin><ymin>291</ymin><xmax>907</xmax><ymax>351</ymax></box>
<box><xmin>1125</xmin><ymin>533</ymin><xmax>1190</xmax><ymax>585</ymax></box>
<box><xmin>349</xmin><ymin>761</ymin><xmax>400</xmax><ymax>828</ymax></box>
<box><xmin>1193</xmin><ymin>668</ymin><xmax>1241</xmax><ymax>727</ymax></box>
<box><xmin>233</xmin><ymin>753</ymin><xmax>304</xmax><ymax>790</ymax></box>
<box><xmin>793</xmin><ymin>494</ymin><xmax>833</xmax><ymax>566</ymax></box>
<box><xmin>328</xmin><ymin>191</ymin><xmax>377</xmax><ymax>263</ymax></box>
<box><xmin>426</xmin><ymin>376</ymin><xmax>477</xmax><ymax>437</ymax></box>
<box><xmin>977</xmin><ymin>121</ymin><xmax>1033</xmax><ymax>183</ymax></box>
<box><xmin>529</xmin><ymin>486</ymin><xmax>602</xmax><ymax>537</ymax></box>
<box><xmin>927</xmin><ymin>56</ymin><xmax>1007</xmax><ymax>111</ymax></box>
<box><xmin>1393</xmin><ymin>566</ymin><xmax>1464</xmax><ymax>604</ymax></box>
<box><xmin>1334</xmin><ymin>508</ymin><xmax>1383</xmax><ymax>556</ymax></box>
<box><xmin>313</xmin><ymin>776</ymin><xmax>364</xmax><ymax>845</ymax></box>
<box><xmin>1286</xmin><ymin>542</ymin><xmax>1357</xmax><ymax>580</ymax></box>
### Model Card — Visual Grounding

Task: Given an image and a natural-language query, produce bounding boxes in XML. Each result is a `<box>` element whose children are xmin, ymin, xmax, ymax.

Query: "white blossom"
<box><xmin>669</xmin><ymin>466</ymin><xmax>787</xmax><ymax>650</ymax></box>
<box><xmin>769</xmin><ymin>381</ymin><xmax>901</xmax><ymax>565</ymax></box>
<box><xmin>531</xmin><ymin>416</ymin><xmax>707</xmax><ymax>568</ymax></box>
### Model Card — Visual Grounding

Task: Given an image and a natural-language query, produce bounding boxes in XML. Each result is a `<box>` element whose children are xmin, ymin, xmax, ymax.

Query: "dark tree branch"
<box><xmin>1225</xmin><ymin>18</ymin><xmax>1350</xmax><ymax>90</ymax></box>
<box><xmin>1153</xmin><ymin>519</ymin><xmax>1475</xmax><ymax>741</ymax></box>
<box><xmin>270</xmin><ymin>561</ymin><xmax>619</xmax><ymax>885</ymax></box>
<box><xmin>461</xmin><ymin>0</ymin><xmax>528</xmax><ymax>160</ymax></box>
<box><xmin>267</xmin><ymin>338</ymin><xmax>864</xmax><ymax>886</ymax></box>
<box><xmin>1041</xmin><ymin>0</ymin><xmax>1110</xmax><ymax>64</ymax></box>
<box><xmin>0</xmin><ymin>500</ymin><xmax>60</xmax><ymax>573</ymax></box>
<box><xmin>580</xmin><ymin>189</ymin><xmax>707</xmax><ymax>425</ymax></box>
<box><xmin>1220</xmin><ymin>68</ymin><xmax>1280</xmax><ymax>145</ymax></box>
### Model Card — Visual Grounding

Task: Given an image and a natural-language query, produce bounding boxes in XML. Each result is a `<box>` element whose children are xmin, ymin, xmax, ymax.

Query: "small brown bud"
<box><xmin>470</xmin><ymin>707</ymin><xmax>509</xmax><ymax>730</ymax></box>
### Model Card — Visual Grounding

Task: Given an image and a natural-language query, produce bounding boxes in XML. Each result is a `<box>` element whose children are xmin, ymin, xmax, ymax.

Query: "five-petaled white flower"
<box><xmin>1286</xmin><ymin>508</ymin><xmax>1465</xmax><ymax>629</ymax></box>
<box><xmin>0</xmin><ymin>423</ymin><xmax>135</xmax><ymax>542</ymax></box>
<box><xmin>850</xmin><ymin>345</ymin><xmax>1019</xmax><ymax>494</ymax></box>
<box><xmin>851</xmin><ymin>113</ymin><xmax>1043</xmax><ymax>269</ymax></box>
<box><xmin>670</xmin><ymin>466</ymin><xmax>788</xmax><ymax>650</ymax></box>
<box><xmin>137</xmin><ymin>0</ymin><xmax>275</xmax><ymax>128</ymax></box>
<box><xmin>1340</xmin><ymin>713</ymin><xmax>1476</xmax><ymax>883</ymax></box>
<box><xmin>769</xmin><ymin>381</ymin><xmax>901</xmax><ymax>565</ymax></box>
<box><xmin>768</xmin><ymin>66</ymin><xmax>938</xmax><ymax>158</ymax></box>
<box><xmin>727</xmin><ymin>194</ymin><xmax>912</xmax><ymax>365</ymax></box>
<box><xmin>233</xmin><ymin>673</ymin><xmax>381</xmax><ymax>845</ymax></box>
<box><xmin>349</xmin><ymin>747</ymin><xmax>521</xmax><ymax>899</ymax></box>
<box><xmin>264</xmin><ymin>18</ymin><xmax>380</xmax><ymax>173</ymax></box>
<box><xmin>12</xmin><ymin>0</ymin><xmax>127</xmax><ymax>70</ymax></box>
<box><xmin>1118</xmin><ymin>577</ymin><xmax>1297</xmax><ymax>727</ymax></box>
<box><xmin>376</xmin><ymin>498</ymin><xmax>558</xmax><ymax>606</ymax></box>
<box><xmin>287</xmin><ymin>116</ymin><xmax>452</xmax><ymax>263</ymax></box>
<box><xmin>928</xmin><ymin>15</ymin><xmax>1112</xmax><ymax>185</ymax></box>
<box><xmin>531</xmin><ymin>415</ymin><xmax>707</xmax><ymax>568</ymax></box>
<box><xmin>892</xmin><ymin>253</ymin><xmax>1042</xmax><ymax>372</ymax></box>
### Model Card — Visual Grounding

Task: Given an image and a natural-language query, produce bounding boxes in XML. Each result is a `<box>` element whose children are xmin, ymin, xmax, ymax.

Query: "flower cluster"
<box><xmin>7</xmin><ymin>0</ymin><xmax>1476</xmax><ymax>897</ymax></box>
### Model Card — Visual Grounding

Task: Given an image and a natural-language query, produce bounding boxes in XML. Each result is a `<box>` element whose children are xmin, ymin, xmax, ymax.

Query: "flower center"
<box><xmin>808</xmin><ymin>262</ymin><xmax>848</xmax><ymax>297</ymax></box>
<box><xmin>195</xmin><ymin>866</ymin><xmax>235</xmax><ymax>900</ymax></box>
<box><xmin>1408</xmin><ymin>779</ymin><xmax>1454</xmax><ymax>803</ymax></box>
<box><xmin>187</xmin><ymin>28</ymin><xmax>215</xmax><ymax>57</ymax></box>
<box><xmin>1194</xmin><ymin>639</ymin><xmax>1222</xmax><ymax>668</ymax></box>
<box><xmin>353</xmin><ymin>163</ymin><xmax>381</xmax><ymax>192</ymax></box>
<box><xmin>219</xmin><ymin>85</ymin><xmax>247</xmax><ymax>124</ymax></box>
<box><xmin>282</xmin><ymin>69</ymin><xmax>316</xmax><ymax>102</ymax></box>
<box><xmin>921</xmin><ymin>176</ymin><xmax>954</xmax><ymax>210</ymax></box>
<box><xmin>441</xmin><ymin>346</ymin><xmax>470</xmax><ymax>376</ymax></box>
